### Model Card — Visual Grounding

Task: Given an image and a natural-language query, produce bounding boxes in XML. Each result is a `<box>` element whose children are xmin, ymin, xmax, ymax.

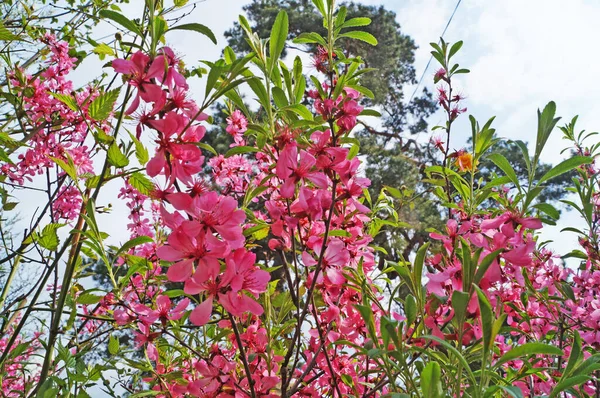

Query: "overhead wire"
<box><xmin>406</xmin><ymin>0</ymin><xmax>462</xmax><ymax>105</ymax></box>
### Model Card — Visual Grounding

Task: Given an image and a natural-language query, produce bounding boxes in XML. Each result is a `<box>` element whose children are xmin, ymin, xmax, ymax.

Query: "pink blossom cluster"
<box><xmin>103</xmin><ymin>39</ymin><xmax>392</xmax><ymax>396</ymax></box>
<box><xmin>0</xmin><ymin>327</ymin><xmax>41</xmax><ymax>396</ymax></box>
<box><xmin>1</xmin><ymin>34</ymin><xmax>108</xmax><ymax>221</ymax></box>
<box><xmin>423</xmin><ymin>202</ymin><xmax>600</xmax><ymax>395</ymax></box>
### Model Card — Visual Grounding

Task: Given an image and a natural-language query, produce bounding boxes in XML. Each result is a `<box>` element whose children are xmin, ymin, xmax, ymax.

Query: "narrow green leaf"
<box><xmin>488</xmin><ymin>153</ymin><xmax>520</xmax><ymax>189</ymax></box>
<box><xmin>269</xmin><ymin>11</ymin><xmax>289</xmax><ymax>72</ymax></box>
<box><xmin>49</xmin><ymin>155</ymin><xmax>78</xmax><ymax>181</ymax></box>
<box><xmin>339</xmin><ymin>31</ymin><xmax>378</xmax><ymax>46</ymax></box>
<box><xmin>116</xmin><ymin>235</ymin><xmax>154</xmax><ymax>258</ymax></box>
<box><xmin>534</xmin><ymin>101</ymin><xmax>561</xmax><ymax>165</ymax></box>
<box><xmin>283</xmin><ymin>104</ymin><xmax>313</xmax><ymax>120</ymax></box>
<box><xmin>550</xmin><ymin>376</ymin><xmax>590</xmax><ymax>398</ymax></box>
<box><xmin>271</xmin><ymin>86</ymin><xmax>289</xmax><ymax>108</ymax></box>
<box><xmin>536</xmin><ymin>155</ymin><xmax>592</xmax><ymax>185</ymax></box>
<box><xmin>533</xmin><ymin>203</ymin><xmax>560</xmax><ymax>220</ymax></box>
<box><xmin>311</xmin><ymin>0</ymin><xmax>326</xmax><ymax>16</ymax></box>
<box><xmin>166</xmin><ymin>23</ymin><xmax>216</xmax><ymax>44</ymax></box>
<box><xmin>495</xmin><ymin>343</ymin><xmax>563</xmax><ymax>368</ymax></box>
<box><xmin>474</xmin><ymin>285</ymin><xmax>494</xmax><ymax>367</ymax></box>
<box><xmin>99</xmin><ymin>10</ymin><xmax>142</xmax><ymax>37</ymax></box>
<box><xmin>108</xmin><ymin>335</ymin><xmax>120</xmax><ymax>355</ymax></box>
<box><xmin>293</xmin><ymin>32</ymin><xmax>327</xmax><ymax>46</ymax></box>
<box><xmin>404</xmin><ymin>294</ymin><xmax>417</xmax><ymax>326</ymax></box>
<box><xmin>420</xmin><ymin>362</ymin><xmax>442</xmax><ymax>398</ymax></box>
<box><xmin>451</xmin><ymin>290</ymin><xmax>470</xmax><ymax>324</ymax></box>
<box><xmin>561</xmin><ymin>331</ymin><xmax>582</xmax><ymax>381</ymax></box>
<box><xmin>225</xmin><ymin>146</ymin><xmax>260</xmax><ymax>157</ymax></box>
<box><xmin>473</xmin><ymin>249</ymin><xmax>502</xmax><ymax>285</ymax></box>
<box><xmin>413</xmin><ymin>242</ymin><xmax>430</xmax><ymax>298</ymax></box>
<box><xmin>448</xmin><ymin>40</ymin><xmax>463</xmax><ymax>59</ymax></box>
<box><xmin>340</xmin><ymin>17</ymin><xmax>371</xmax><ymax>29</ymax></box>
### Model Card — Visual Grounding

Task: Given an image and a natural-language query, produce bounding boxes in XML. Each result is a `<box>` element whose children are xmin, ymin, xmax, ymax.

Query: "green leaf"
<box><xmin>420</xmin><ymin>362</ymin><xmax>442</xmax><ymax>398</ymax></box>
<box><xmin>49</xmin><ymin>155</ymin><xmax>78</xmax><ymax>182</ymax></box>
<box><xmin>269</xmin><ymin>11</ymin><xmax>289</xmax><ymax>72</ymax></box>
<box><xmin>37</xmin><ymin>223</ymin><xmax>66</xmax><ymax>251</ymax></box>
<box><xmin>561</xmin><ymin>330</ymin><xmax>582</xmax><ymax>381</ymax></box>
<box><xmin>52</xmin><ymin>93</ymin><xmax>78</xmax><ymax>112</ymax></box>
<box><xmin>473</xmin><ymin>249</ymin><xmax>502</xmax><ymax>285</ymax></box>
<box><xmin>283</xmin><ymin>104</ymin><xmax>313</xmax><ymax>120</ymax></box>
<box><xmin>328</xmin><ymin>229</ymin><xmax>351</xmax><ymax>237</ymax></box>
<box><xmin>77</xmin><ymin>292</ymin><xmax>104</xmax><ymax>305</ymax></box>
<box><xmin>533</xmin><ymin>203</ymin><xmax>560</xmax><ymax>220</ymax></box>
<box><xmin>513</xmin><ymin>140</ymin><xmax>532</xmax><ymax>176</ymax></box>
<box><xmin>355</xmin><ymin>304</ymin><xmax>377</xmax><ymax>341</ymax></box>
<box><xmin>311</xmin><ymin>0</ymin><xmax>326</xmax><ymax>16</ymax></box>
<box><xmin>339</xmin><ymin>31</ymin><xmax>378</xmax><ymax>46</ymax></box>
<box><xmin>225</xmin><ymin>146</ymin><xmax>260</xmax><ymax>157</ymax></box>
<box><xmin>346</xmin><ymin>84</ymin><xmax>374</xmax><ymax>99</ymax></box>
<box><xmin>3</xmin><ymin>202</ymin><xmax>18</xmax><ymax>211</ymax></box>
<box><xmin>108</xmin><ymin>335</ymin><xmax>120</xmax><ymax>355</ymax></box>
<box><xmin>166</xmin><ymin>23</ymin><xmax>217</xmax><ymax>44</ymax></box>
<box><xmin>448</xmin><ymin>40</ymin><xmax>463</xmax><ymax>59</ymax></box>
<box><xmin>347</xmin><ymin>143</ymin><xmax>359</xmax><ymax>160</ymax></box>
<box><xmin>89</xmin><ymin>89</ymin><xmax>120</xmax><ymax>121</ymax></box>
<box><xmin>404</xmin><ymin>294</ymin><xmax>417</xmax><ymax>326</ymax></box>
<box><xmin>0</xmin><ymin>21</ymin><xmax>21</xmax><ymax>41</ymax></box>
<box><xmin>293</xmin><ymin>32</ymin><xmax>327</xmax><ymax>46</ymax></box>
<box><xmin>99</xmin><ymin>10</ymin><xmax>142</xmax><ymax>37</ymax></box>
<box><xmin>128</xmin><ymin>133</ymin><xmax>149</xmax><ymax>165</ymax></box>
<box><xmin>536</xmin><ymin>155</ymin><xmax>592</xmax><ymax>185</ymax></box>
<box><xmin>550</xmin><ymin>375</ymin><xmax>590</xmax><ymax>398</ymax></box>
<box><xmin>534</xmin><ymin>101</ymin><xmax>561</xmax><ymax>165</ymax></box>
<box><xmin>195</xmin><ymin>142</ymin><xmax>218</xmax><ymax>156</ymax></box>
<box><xmin>421</xmin><ymin>335</ymin><xmax>476</xmax><ymax>384</ymax></box>
<box><xmin>272</xmin><ymin>86</ymin><xmax>289</xmax><ymax>108</ymax></box>
<box><xmin>495</xmin><ymin>343</ymin><xmax>563</xmax><ymax>368</ymax></box>
<box><xmin>340</xmin><ymin>17</ymin><xmax>371</xmax><ymax>29</ymax></box>
<box><xmin>413</xmin><ymin>242</ymin><xmax>430</xmax><ymax>299</ymax></box>
<box><xmin>92</xmin><ymin>43</ymin><xmax>114</xmax><ymax>58</ymax></box>
<box><xmin>451</xmin><ymin>290</ymin><xmax>470</xmax><ymax>324</ymax></box>
<box><xmin>488</xmin><ymin>153</ymin><xmax>520</xmax><ymax>189</ymax></box>
<box><xmin>359</xmin><ymin>109</ymin><xmax>381</xmax><ymax>117</ymax></box>
<box><xmin>484</xmin><ymin>386</ymin><xmax>523</xmax><ymax>398</ymax></box>
<box><xmin>474</xmin><ymin>285</ymin><xmax>494</xmax><ymax>367</ymax></box>
<box><xmin>335</xmin><ymin>6</ymin><xmax>347</xmax><ymax>28</ymax></box>
<box><xmin>129</xmin><ymin>172</ymin><xmax>154</xmax><ymax>195</ymax></box>
<box><xmin>116</xmin><ymin>235</ymin><xmax>154</xmax><ymax>258</ymax></box>
<box><xmin>247</xmin><ymin>77</ymin><xmax>270</xmax><ymax>110</ymax></box>
<box><xmin>107</xmin><ymin>143</ymin><xmax>129</xmax><ymax>168</ymax></box>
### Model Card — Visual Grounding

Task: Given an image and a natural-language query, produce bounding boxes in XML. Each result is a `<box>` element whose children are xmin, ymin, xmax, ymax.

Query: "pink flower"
<box><xmin>134</xmin><ymin>295</ymin><xmax>190</xmax><ymax>325</ymax></box>
<box><xmin>112</xmin><ymin>51</ymin><xmax>166</xmax><ymax>114</ymax></box>
<box><xmin>187</xmin><ymin>249</ymin><xmax>269</xmax><ymax>326</ymax></box>
<box><xmin>157</xmin><ymin>229</ymin><xmax>229</xmax><ymax>283</ymax></box>
<box><xmin>226</xmin><ymin>109</ymin><xmax>248</xmax><ymax>145</ymax></box>
<box><xmin>276</xmin><ymin>144</ymin><xmax>328</xmax><ymax>198</ymax></box>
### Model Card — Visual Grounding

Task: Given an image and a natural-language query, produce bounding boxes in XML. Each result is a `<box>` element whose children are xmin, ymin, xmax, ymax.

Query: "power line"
<box><xmin>407</xmin><ymin>0</ymin><xmax>462</xmax><ymax>105</ymax></box>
